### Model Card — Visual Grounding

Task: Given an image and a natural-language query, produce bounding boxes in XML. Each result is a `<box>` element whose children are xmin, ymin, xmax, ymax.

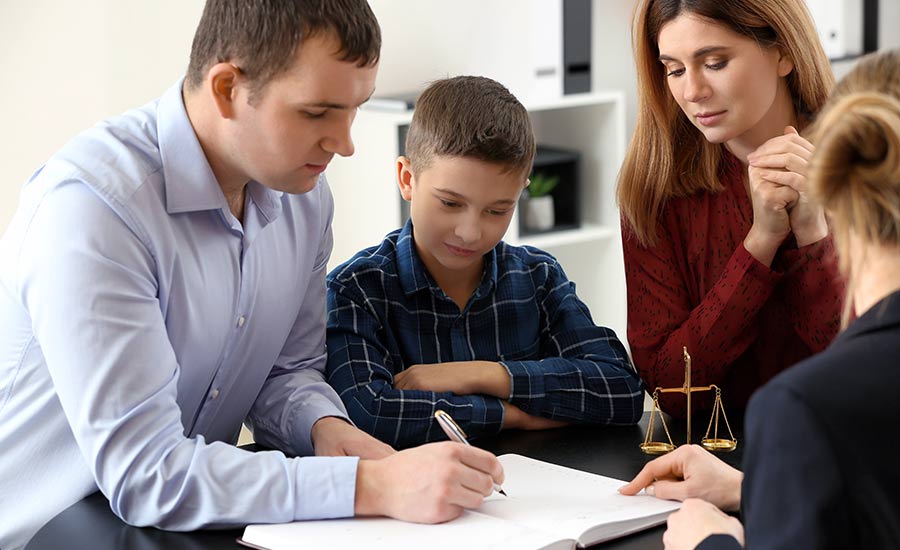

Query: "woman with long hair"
<box><xmin>618</xmin><ymin>0</ymin><xmax>843</xmax><ymax>416</ymax></box>
<box><xmin>621</xmin><ymin>48</ymin><xmax>900</xmax><ymax>550</ymax></box>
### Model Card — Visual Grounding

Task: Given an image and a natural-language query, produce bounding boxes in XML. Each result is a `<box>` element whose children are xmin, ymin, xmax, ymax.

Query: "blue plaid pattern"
<box><xmin>326</xmin><ymin>221</ymin><xmax>644</xmax><ymax>448</ymax></box>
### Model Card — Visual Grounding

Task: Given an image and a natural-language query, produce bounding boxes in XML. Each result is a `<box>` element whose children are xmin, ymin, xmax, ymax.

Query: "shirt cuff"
<box><xmin>778</xmin><ymin>233</ymin><xmax>834</xmax><ymax>271</ymax></box>
<box><xmin>737</xmin><ymin>241</ymin><xmax>784</xmax><ymax>281</ymax></box>
<box><xmin>499</xmin><ymin>361</ymin><xmax>547</xmax><ymax>414</ymax></box>
<box><xmin>290</xmin><ymin>398</ymin><xmax>351</xmax><ymax>457</ymax></box>
<box><xmin>292</xmin><ymin>455</ymin><xmax>359</xmax><ymax>520</ymax></box>
<box><xmin>464</xmin><ymin>396</ymin><xmax>507</xmax><ymax>439</ymax></box>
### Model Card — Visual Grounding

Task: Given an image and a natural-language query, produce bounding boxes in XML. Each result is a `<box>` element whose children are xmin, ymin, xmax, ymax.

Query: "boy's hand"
<box><xmin>393</xmin><ymin>361</ymin><xmax>511</xmax><ymax>398</ymax></box>
<box><xmin>311</xmin><ymin>416</ymin><xmax>395</xmax><ymax>459</ymax></box>
<box><xmin>502</xmin><ymin>402</ymin><xmax>569</xmax><ymax>430</ymax></box>
<box><xmin>354</xmin><ymin>442</ymin><xmax>504</xmax><ymax>523</ymax></box>
<box><xmin>663</xmin><ymin>499</ymin><xmax>745</xmax><ymax>550</ymax></box>
<box><xmin>618</xmin><ymin>445</ymin><xmax>743</xmax><ymax>512</ymax></box>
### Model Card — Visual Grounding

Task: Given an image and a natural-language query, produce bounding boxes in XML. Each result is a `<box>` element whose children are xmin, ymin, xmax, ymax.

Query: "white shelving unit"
<box><xmin>325</xmin><ymin>91</ymin><xmax>629</xmax><ymax>339</ymax></box>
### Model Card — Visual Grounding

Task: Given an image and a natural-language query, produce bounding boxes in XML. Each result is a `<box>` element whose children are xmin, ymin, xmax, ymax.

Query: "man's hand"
<box><xmin>502</xmin><ymin>401</ymin><xmax>569</xmax><ymax>431</ymax></box>
<box><xmin>618</xmin><ymin>445</ymin><xmax>743</xmax><ymax>512</ymax></box>
<box><xmin>393</xmin><ymin>361</ymin><xmax>511</xmax><ymax>398</ymax></box>
<box><xmin>663</xmin><ymin>499</ymin><xmax>745</xmax><ymax>550</ymax></box>
<box><xmin>310</xmin><ymin>416</ymin><xmax>395</xmax><ymax>459</ymax></box>
<box><xmin>355</xmin><ymin>442</ymin><xmax>504</xmax><ymax>523</ymax></box>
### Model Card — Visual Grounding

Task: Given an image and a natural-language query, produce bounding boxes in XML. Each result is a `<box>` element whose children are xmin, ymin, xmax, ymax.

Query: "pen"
<box><xmin>434</xmin><ymin>410</ymin><xmax>508</xmax><ymax>496</ymax></box>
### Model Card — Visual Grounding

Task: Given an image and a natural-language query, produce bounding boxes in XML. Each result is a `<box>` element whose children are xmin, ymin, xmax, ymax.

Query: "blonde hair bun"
<box><xmin>811</xmin><ymin>92</ymin><xmax>900</xmax><ymax>222</ymax></box>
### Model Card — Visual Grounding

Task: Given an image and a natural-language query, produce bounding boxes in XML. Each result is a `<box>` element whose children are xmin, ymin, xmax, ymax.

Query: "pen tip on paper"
<box><xmin>498</xmin><ymin>488</ymin><xmax>508</xmax><ymax>497</ymax></box>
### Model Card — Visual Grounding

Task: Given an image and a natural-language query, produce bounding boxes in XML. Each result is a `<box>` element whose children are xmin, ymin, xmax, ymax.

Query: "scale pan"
<box><xmin>640</xmin><ymin>442</ymin><xmax>675</xmax><ymax>455</ymax></box>
<box><xmin>701</xmin><ymin>438</ymin><xmax>737</xmax><ymax>452</ymax></box>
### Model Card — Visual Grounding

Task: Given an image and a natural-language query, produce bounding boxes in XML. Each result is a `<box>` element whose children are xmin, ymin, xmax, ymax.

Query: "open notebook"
<box><xmin>239</xmin><ymin>454</ymin><xmax>681</xmax><ymax>550</ymax></box>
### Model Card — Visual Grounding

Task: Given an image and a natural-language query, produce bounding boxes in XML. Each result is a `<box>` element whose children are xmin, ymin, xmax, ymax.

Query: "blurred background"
<box><xmin>2</xmin><ymin>0</ymin><xmax>897</xmax><ymax>235</ymax></box>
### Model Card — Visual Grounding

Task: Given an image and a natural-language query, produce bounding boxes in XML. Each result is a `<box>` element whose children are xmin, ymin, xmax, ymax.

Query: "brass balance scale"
<box><xmin>640</xmin><ymin>347</ymin><xmax>738</xmax><ymax>455</ymax></box>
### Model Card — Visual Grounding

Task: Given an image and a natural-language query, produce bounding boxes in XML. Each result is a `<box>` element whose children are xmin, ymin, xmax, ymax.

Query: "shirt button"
<box><xmin>210</xmin><ymin>388</ymin><xmax>220</xmax><ymax>400</ymax></box>
<box><xmin>237</xmin><ymin>315</ymin><xmax>246</xmax><ymax>328</ymax></box>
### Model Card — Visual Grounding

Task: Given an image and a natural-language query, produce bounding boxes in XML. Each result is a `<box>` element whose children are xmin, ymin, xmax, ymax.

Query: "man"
<box><xmin>0</xmin><ymin>2</ymin><xmax>501</xmax><ymax>549</ymax></box>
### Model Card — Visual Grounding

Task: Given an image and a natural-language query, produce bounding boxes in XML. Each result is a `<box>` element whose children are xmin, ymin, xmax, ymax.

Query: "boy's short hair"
<box><xmin>405</xmin><ymin>76</ymin><xmax>536</xmax><ymax>176</ymax></box>
<box><xmin>186</xmin><ymin>0</ymin><xmax>380</xmax><ymax>100</ymax></box>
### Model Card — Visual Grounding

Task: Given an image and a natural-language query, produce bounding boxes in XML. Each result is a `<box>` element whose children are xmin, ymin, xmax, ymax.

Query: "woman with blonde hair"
<box><xmin>621</xmin><ymin>48</ymin><xmax>900</xmax><ymax>550</ymax></box>
<box><xmin>619</xmin><ymin>0</ymin><xmax>844</xmax><ymax>416</ymax></box>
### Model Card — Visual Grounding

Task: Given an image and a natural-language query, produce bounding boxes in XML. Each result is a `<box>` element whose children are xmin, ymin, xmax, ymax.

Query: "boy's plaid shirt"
<box><xmin>326</xmin><ymin>221</ymin><xmax>644</xmax><ymax>448</ymax></box>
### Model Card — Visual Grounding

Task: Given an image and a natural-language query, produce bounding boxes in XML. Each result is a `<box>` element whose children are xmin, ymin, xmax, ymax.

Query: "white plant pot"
<box><xmin>524</xmin><ymin>195</ymin><xmax>555</xmax><ymax>231</ymax></box>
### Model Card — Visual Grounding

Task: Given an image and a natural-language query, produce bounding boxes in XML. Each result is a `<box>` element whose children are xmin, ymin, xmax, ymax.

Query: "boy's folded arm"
<box><xmin>500</xmin><ymin>339</ymin><xmax>644</xmax><ymax>425</ymax></box>
<box><xmin>328</xmin><ymin>342</ymin><xmax>506</xmax><ymax>447</ymax></box>
<box><xmin>500</xmin><ymin>268</ymin><xmax>645</xmax><ymax>424</ymax></box>
<box><xmin>326</xmin><ymin>292</ymin><xmax>505</xmax><ymax>447</ymax></box>
<box><xmin>393</xmin><ymin>360</ymin><xmax>512</xmax><ymax>398</ymax></box>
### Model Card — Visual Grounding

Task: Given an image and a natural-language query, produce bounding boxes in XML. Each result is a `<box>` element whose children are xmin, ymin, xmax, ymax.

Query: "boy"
<box><xmin>0</xmin><ymin>3</ymin><xmax>502</xmax><ymax>548</ymax></box>
<box><xmin>326</xmin><ymin>76</ymin><xmax>644</xmax><ymax>449</ymax></box>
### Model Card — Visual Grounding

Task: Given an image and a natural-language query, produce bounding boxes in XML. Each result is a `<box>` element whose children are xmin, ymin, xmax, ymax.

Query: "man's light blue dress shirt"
<box><xmin>0</xmin><ymin>81</ymin><xmax>357</xmax><ymax>550</ymax></box>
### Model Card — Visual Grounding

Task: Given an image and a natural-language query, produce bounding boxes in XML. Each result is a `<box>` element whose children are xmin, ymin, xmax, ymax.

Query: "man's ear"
<box><xmin>397</xmin><ymin>156</ymin><xmax>415</xmax><ymax>201</ymax></box>
<box><xmin>207</xmin><ymin>63</ymin><xmax>242</xmax><ymax>119</ymax></box>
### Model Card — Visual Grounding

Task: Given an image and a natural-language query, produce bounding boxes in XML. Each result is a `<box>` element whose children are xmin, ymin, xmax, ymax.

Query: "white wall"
<box><xmin>0</xmin><ymin>1</ymin><xmax>204</xmax><ymax>234</ymax></box>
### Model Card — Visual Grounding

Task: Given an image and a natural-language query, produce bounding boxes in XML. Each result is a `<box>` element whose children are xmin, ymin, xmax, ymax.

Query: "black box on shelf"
<box><xmin>519</xmin><ymin>145</ymin><xmax>581</xmax><ymax>237</ymax></box>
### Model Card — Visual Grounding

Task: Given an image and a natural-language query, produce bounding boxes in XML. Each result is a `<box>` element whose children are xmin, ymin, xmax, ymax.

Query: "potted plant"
<box><xmin>523</xmin><ymin>172</ymin><xmax>559</xmax><ymax>231</ymax></box>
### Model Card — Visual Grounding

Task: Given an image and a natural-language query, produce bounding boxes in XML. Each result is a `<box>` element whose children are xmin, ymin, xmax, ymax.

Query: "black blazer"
<box><xmin>699</xmin><ymin>290</ymin><xmax>900</xmax><ymax>549</ymax></box>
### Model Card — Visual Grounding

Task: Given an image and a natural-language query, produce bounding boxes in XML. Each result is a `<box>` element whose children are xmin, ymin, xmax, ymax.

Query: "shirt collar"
<box><xmin>838</xmin><ymin>289</ymin><xmax>900</xmax><ymax>343</ymax></box>
<box><xmin>396</xmin><ymin>219</ymin><xmax>499</xmax><ymax>300</ymax></box>
<box><xmin>157</xmin><ymin>79</ymin><xmax>283</xmax><ymax>221</ymax></box>
<box><xmin>245</xmin><ymin>180</ymin><xmax>284</xmax><ymax>224</ymax></box>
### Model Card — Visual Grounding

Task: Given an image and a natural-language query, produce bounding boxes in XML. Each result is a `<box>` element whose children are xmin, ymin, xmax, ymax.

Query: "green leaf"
<box><xmin>527</xmin><ymin>172</ymin><xmax>559</xmax><ymax>198</ymax></box>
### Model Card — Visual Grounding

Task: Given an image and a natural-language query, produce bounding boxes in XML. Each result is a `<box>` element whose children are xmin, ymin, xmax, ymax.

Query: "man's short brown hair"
<box><xmin>185</xmin><ymin>0</ymin><xmax>380</xmax><ymax>98</ymax></box>
<box><xmin>406</xmin><ymin>76</ymin><xmax>535</xmax><ymax>177</ymax></box>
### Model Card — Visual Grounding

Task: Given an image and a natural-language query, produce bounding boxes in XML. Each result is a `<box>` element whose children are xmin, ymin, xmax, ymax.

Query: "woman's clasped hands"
<box><xmin>744</xmin><ymin>126</ymin><xmax>829</xmax><ymax>265</ymax></box>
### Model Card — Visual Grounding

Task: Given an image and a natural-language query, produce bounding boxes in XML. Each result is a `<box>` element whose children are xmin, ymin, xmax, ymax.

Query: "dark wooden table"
<box><xmin>26</xmin><ymin>412</ymin><xmax>743</xmax><ymax>549</ymax></box>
